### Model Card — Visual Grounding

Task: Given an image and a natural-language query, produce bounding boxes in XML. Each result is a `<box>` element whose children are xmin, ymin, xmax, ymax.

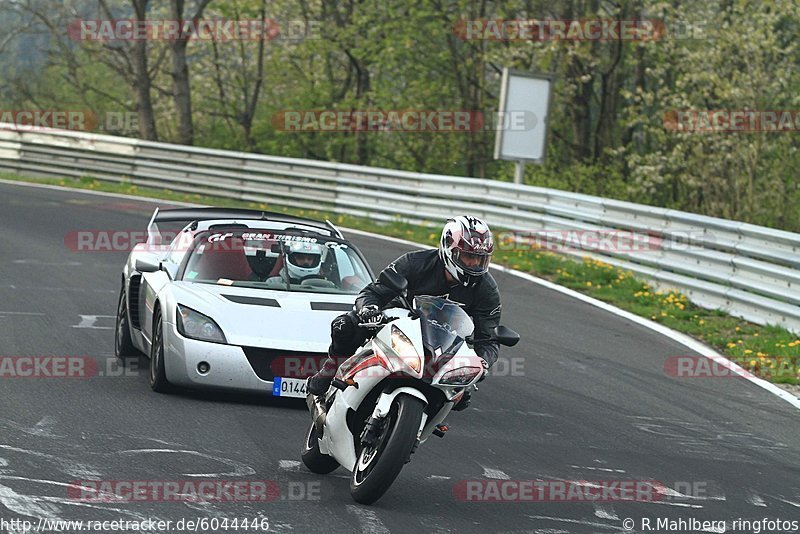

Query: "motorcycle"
<box><xmin>302</xmin><ymin>270</ymin><xmax>520</xmax><ymax>504</ymax></box>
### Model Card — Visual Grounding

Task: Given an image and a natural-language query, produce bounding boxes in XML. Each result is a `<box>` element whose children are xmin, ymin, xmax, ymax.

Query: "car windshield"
<box><xmin>414</xmin><ymin>295</ymin><xmax>474</xmax><ymax>361</ymax></box>
<box><xmin>180</xmin><ymin>229</ymin><xmax>371</xmax><ymax>294</ymax></box>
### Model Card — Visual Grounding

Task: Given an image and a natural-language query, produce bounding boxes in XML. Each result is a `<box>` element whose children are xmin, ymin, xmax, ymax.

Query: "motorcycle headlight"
<box><xmin>390</xmin><ymin>325</ymin><xmax>421</xmax><ymax>374</ymax></box>
<box><xmin>440</xmin><ymin>366</ymin><xmax>482</xmax><ymax>386</ymax></box>
<box><xmin>176</xmin><ymin>305</ymin><xmax>227</xmax><ymax>344</ymax></box>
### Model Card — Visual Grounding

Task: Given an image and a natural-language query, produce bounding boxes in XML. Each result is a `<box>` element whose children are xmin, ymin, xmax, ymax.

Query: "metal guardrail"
<box><xmin>1</xmin><ymin>125</ymin><xmax>798</xmax><ymax>333</ymax></box>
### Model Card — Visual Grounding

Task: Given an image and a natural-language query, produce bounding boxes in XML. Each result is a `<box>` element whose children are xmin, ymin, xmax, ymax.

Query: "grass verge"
<box><xmin>5</xmin><ymin>173</ymin><xmax>798</xmax><ymax>387</ymax></box>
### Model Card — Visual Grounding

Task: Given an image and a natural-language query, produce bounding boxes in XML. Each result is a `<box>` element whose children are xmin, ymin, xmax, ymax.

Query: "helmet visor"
<box><xmin>453</xmin><ymin>249</ymin><xmax>491</xmax><ymax>275</ymax></box>
<box><xmin>288</xmin><ymin>252</ymin><xmax>321</xmax><ymax>268</ymax></box>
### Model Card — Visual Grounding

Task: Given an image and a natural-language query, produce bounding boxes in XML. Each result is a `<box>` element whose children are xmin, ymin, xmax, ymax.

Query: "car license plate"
<box><xmin>273</xmin><ymin>377</ymin><xmax>307</xmax><ymax>398</ymax></box>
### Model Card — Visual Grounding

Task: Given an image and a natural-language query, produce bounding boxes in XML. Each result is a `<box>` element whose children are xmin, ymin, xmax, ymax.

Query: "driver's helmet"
<box><xmin>439</xmin><ymin>216</ymin><xmax>493</xmax><ymax>287</ymax></box>
<box><xmin>285</xmin><ymin>241</ymin><xmax>326</xmax><ymax>280</ymax></box>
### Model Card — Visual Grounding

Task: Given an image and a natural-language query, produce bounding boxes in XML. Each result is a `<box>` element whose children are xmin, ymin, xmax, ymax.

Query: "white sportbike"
<box><xmin>302</xmin><ymin>270</ymin><xmax>519</xmax><ymax>504</ymax></box>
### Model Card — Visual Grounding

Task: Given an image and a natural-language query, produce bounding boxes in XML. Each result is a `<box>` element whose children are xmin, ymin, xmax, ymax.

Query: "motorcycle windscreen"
<box><xmin>414</xmin><ymin>295</ymin><xmax>474</xmax><ymax>365</ymax></box>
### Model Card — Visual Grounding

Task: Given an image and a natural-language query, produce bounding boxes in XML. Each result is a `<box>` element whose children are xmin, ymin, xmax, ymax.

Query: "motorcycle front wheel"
<box><xmin>350</xmin><ymin>394</ymin><xmax>425</xmax><ymax>504</ymax></box>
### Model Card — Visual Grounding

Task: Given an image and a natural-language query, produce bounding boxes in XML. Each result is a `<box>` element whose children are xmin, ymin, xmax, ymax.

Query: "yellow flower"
<box><xmin>661</xmin><ymin>312</ymin><xmax>667</xmax><ymax>317</ymax></box>
<box><xmin>699</xmin><ymin>320</ymin><xmax>705</xmax><ymax>325</ymax></box>
<box><xmin>586</xmin><ymin>281</ymin><xmax>592</xmax><ymax>287</ymax></box>
<box><xmin>735</xmin><ymin>327</ymin><xmax>740</xmax><ymax>332</ymax></box>
<box><xmin>744</xmin><ymin>349</ymin><xmax>752</xmax><ymax>354</ymax></box>
<box><xmin>750</xmin><ymin>360</ymin><xmax>757</xmax><ymax>366</ymax></box>
<box><xmin>754</xmin><ymin>333</ymin><xmax>759</xmax><ymax>337</ymax></box>
<box><xmin>726</xmin><ymin>343</ymin><xmax>737</xmax><ymax>348</ymax></box>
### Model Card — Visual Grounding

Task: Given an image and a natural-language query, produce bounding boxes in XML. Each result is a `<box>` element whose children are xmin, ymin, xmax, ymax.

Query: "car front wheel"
<box><xmin>149</xmin><ymin>309</ymin><xmax>173</xmax><ymax>393</ymax></box>
<box><xmin>114</xmin><ymin>286</ymin><xmax>138</xmax><ymax>358</ymax></box>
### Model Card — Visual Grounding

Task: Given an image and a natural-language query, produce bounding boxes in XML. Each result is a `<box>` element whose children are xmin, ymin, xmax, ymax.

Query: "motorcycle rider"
<box><xmin>307</xmin><ymin>215</ymin><xmax>502</xmax><ymax>410</ymax></box>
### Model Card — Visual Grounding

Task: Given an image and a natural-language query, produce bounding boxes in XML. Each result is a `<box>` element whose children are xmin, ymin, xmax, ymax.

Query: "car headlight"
<box><xmin>440</xmin><ymin>366</ymin><xmax>482</xmax><ymax>386</ymax></box>
<box><xmin>176</xmin><ymin>305</ymin><xmax>227</xmax><ymax>344</ymax></box>
<box><xmin>390</xmin><ymin>325</ymin><xmax>421</xmax><ymax>374</ymax></box>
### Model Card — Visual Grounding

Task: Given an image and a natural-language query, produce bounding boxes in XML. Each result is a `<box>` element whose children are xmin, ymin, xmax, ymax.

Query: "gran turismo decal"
<box><xmin>208</xmin><ymin>232</ymin><xmax>233</xmax><ymax>242</ymax></box>
<box><xmin>241</xmin><ymin>232</ymin><xmax>317</xmax><ymax>243</ymax></box>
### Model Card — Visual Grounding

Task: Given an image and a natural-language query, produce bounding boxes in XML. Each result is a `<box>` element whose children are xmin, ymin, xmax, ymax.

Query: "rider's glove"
<box><xmin>357</xmin><ymin>305</ymin><xmax>385</xmax><ymax>329</ymax></box>
<box><xmin>477</xmin><ymin>358</ymin><xmax>489</xmax><ymax>382</ymax></box>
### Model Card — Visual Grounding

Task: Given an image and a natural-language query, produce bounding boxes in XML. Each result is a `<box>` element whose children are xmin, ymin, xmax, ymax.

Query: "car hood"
<box><xmin>168</xmin><ymin>282</ymin><xmax>356</xmax><ymax>351</ymax></box>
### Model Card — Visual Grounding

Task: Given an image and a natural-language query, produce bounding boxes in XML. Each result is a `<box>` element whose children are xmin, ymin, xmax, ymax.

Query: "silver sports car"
<box><xmin>114</xmin><ymin>208</ymin><xmax>374</xmax><ymax>397</ymax></box>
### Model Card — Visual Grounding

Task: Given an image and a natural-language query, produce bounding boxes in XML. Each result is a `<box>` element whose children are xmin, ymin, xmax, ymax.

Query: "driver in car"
<box><xmin>266</xmin><ymin>241</ymin><xmax>329</xmax><ymax>284</ymax></box>
<box><xmin>307</xmin><ymin>215</ymin><xmax>502</xmax><ymax>411</ymax></box>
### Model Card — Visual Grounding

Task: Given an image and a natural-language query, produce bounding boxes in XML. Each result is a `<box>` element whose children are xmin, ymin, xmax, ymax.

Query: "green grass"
<box><xmin>5</xmin><ymin>172</ymin><xmax>798</xmax><ymax>385</ymax></box>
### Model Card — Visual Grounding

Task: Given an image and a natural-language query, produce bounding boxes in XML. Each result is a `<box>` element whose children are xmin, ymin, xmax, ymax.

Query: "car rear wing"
<box><xmin>144</xmin><ymin>207</ymin><xmax>344</xmax><ymax>245</ymax></box>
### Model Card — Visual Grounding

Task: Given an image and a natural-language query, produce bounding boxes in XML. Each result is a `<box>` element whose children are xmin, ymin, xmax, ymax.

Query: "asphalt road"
<box><xmin>0</xmin><ymin>180</ymin><xmax>798</xmax><ymax>534</ymax></box>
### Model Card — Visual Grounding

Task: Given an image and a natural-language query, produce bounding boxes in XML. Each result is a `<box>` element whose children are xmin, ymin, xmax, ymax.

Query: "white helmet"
<box><xmin>285</xmin><ymin>241</ymin><xmax>326</xmax><ymax>280</ymax></box>
<box><xmin>439</xmin><ymin>216</ymin><xmax>493</xmax><ymax>287</ymax></box>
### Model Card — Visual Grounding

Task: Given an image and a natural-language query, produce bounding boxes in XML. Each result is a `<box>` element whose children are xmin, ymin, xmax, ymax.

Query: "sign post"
<box><xmin>494</xmin><ymin>69</ymin><xmax>553</xmax><ymax>184</ymax></box>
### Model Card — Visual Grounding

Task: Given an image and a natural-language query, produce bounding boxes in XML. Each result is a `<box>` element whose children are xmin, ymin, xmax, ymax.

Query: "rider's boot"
<box><xmin>306</xmin><ymin>355</ymin><xmax>338</xmax><ymax>396</ymax></box>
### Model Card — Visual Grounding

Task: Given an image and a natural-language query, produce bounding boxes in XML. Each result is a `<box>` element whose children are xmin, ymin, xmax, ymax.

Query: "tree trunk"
<box><xmin>131</xmin><ymin>0</ymin><xmax>158</xmax><ymax>140</ymax></box>
<box><xmin>170</xmin><ymin>37</ymin><xmax>193</xmax><ymax>144</ymax></box>
<box><xmin>240</xmin><ymin>0</ymin><xmax>267</xmax><ymax>151</ymax></box>
<box><xmin>169</xmin><ymin>0</ymin><xmax>213</xmax><ymax>145</ymax></box>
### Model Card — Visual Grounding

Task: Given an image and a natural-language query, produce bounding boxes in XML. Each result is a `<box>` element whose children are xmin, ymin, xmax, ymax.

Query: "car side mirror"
<box><xmin>379</xmin><ymin>269</ymin><xmax>408</xmax><ymax>295</ymax></box>
<box><xmin>161</xmin><ymin>262</ymin><xmax>179</xmax><ymax>280</ymax></box>
<box><xmin>493</xmin><ymin>326</ymin><xmax>520</xmax><ymax>347</ymax></box>
<box><xmin>135</xmin><ymin>257</ymin><xmax>160</xmax><ymax>273</ymax></box>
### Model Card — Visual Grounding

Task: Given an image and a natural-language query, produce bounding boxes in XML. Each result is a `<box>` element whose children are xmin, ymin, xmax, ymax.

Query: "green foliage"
<box><xmin>1</xmin><ymin>0</ymin><xmax>799</xmax><ymax>230</ymax></box>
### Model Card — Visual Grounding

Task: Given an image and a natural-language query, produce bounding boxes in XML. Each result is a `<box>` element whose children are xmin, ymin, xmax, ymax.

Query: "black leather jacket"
<box><xmin>354</xmin><ymin>249</ymin><xmax>502</xmax><ymax>366</ymax></box>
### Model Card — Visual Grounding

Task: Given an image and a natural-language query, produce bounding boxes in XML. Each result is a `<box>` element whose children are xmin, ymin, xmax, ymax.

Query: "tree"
<box><xmin>168</xmin><ymin>0</ymin><xmax>214</xmax><ymax>145</ymax></box>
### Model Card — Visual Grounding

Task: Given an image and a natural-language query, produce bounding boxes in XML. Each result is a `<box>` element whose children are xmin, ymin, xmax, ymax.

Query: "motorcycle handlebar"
<box><xmin>357</xmin><ymin>316</ymin><xmax>395</xmax><ymax>329</ymax></box>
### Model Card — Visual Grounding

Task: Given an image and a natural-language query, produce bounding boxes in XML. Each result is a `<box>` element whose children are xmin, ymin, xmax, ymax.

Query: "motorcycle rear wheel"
<box><xmin>301</xmin><ymin>421</ymin><xmax>340</xmax><ymax>474</ymax></box>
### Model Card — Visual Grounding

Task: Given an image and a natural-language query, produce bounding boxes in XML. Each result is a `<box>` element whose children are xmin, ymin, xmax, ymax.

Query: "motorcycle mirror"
<box><xmin>493</xmin><ymin>326</ymin><xmax>520</xmax><ymax>347</ymax></box>
<box><xmin>379</xmin><ymin>269</ymin><xmax>408</xmax><ymax>294</ymax></box>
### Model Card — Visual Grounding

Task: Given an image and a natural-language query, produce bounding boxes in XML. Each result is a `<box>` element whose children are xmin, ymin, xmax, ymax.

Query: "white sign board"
<box><xmin>494</xmin><ymin>69</ymin><xmax>552</xmax><ymax>163</ymax></box>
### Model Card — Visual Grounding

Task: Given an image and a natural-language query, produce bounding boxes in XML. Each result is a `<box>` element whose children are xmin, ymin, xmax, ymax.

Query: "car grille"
<box><xmin>241</xmin><ymin>347</ymin><xmax>329</xmax><ymax>381</ymax></box>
